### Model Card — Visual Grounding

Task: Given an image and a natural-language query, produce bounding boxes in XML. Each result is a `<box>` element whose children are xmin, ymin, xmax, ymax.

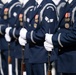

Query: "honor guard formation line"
<box><xmin>0</xmin><ymin>0</ymin><xmax>76</xmax><ymax>75</ymax></box>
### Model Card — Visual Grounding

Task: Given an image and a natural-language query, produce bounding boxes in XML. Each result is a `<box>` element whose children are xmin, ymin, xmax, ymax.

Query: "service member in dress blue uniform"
<box><xmin>0</xmin><ymin>1</ymin><xmax>8</xmax><ymax>75</ymax></box>
<box><xmin>0</xmin><ymin>1</ymin><xmax>4</xmax><ymax>75</ymax></box>
<box><xmin>0</xmin><ymin>0</ymin><xmax>20</xmax><ymax>75</ymax></box>
<box><xmin>17</xmin><ymin>0</ymin><xmax>59</xmax><ymax>75</ymax></box>
<box><xmin>44</xmin><ymin>0</ymin><xmax>76</xmax><ymax>75</ymax></box>
<box><xmin>4</xmin><ymin>0</ymin><xmax>23</xmax><ymax>75</ymax></box>
<box><xmin>0</xmin><ymin>1</ymin><xmax>10</xmax><ymax>75</ymax></box>
<box><xmin>5</xmin><ymin>0</ymin><xmax>35</xmax><ymax>75</ymax></box>
<box><xmin>5</xmin><ymin>0</ymin><xmax>58</xmax><ymax>75</ymax></box>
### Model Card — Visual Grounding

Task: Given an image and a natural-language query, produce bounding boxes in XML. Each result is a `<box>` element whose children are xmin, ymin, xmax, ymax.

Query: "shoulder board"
<box><xmin>72</xmin><ymin>6</ymin><xmax>76</xmax><ymax>23</ymax></box>
<box><xmin>40</xmin><ymin>3</ymin><xmax>56</xmax><ymax>22</ymax></box>
<box><xmin>9</xmin><ymin>2</ymin><xmax>22</xmax><ymax>18</ymax></box>
<box><xmin>24</xmin><ymin>6</ymin><xmax>34</xmax><ymax>21</ymax></box>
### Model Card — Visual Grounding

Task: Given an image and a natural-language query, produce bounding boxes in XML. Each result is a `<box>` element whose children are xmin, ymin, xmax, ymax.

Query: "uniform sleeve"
<box><xmin>52</xmin><ymin>13</ymin><xmax>76</xmax><ymax>48</ymax></box>
<box><xmin>26</xmin><ymin>6</ymin><xmax>57</xmax><ymax>44</ymax></box>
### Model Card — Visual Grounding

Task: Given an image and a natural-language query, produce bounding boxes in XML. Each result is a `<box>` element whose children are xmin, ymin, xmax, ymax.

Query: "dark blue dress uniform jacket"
<box><xmin>51</xmin><ymin>0</ymin><xmax>76</xmax><ymax>73</ymax></box>
<box><xmin>0</xmin><ymin>0</ymin><xmax>18</xmax><ymax>51</ymax></box>
<box><xmin>10</xmin><ymin>0</ymin><xmax>34</xmax><ymax>58</ymax></box>
<box><xmin>25</xmin><ymin>0</ymin><xmax>58</xmax><ymax>63</ymax></box>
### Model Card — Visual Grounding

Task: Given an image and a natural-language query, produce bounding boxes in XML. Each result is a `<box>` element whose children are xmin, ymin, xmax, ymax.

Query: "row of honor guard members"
<box><xmin>0</xmin><ymin>0</ymin><xmax>35</xmax><ymax>75</ymax></box>
<box><xmin>0</xmin><ymin>0</ymin><xmax>18</xmax><ymax>75</ymax></box>
<box><xmin>5</xmin><ymin>0</ymin><xmax>60</xmax><ymax>75</ymax></box>
<box><xmin>44</xmin><ymin>0</ymin><xmax>76</xmax><ymax>75</ymax></box>
<box><xmin>18</xmin><ymin>0</ymin><xmax>58</xmax><ymax>75</ymax></box>
<box><xmin>5</xmin><ymin>0</ymin><xmax>35</xmax><ymax>75</ymax></box>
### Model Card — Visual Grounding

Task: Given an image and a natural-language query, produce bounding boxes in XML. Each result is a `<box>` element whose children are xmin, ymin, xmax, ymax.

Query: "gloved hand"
<box><xmin>19</xmin><ymin>28</ymin><xmax>27</xmax><ymax>39</ymax></box>
<box><xmin>5</xmin><ymin>34</ymin><xmax>11</xmax><ymax>42</ymax></box>
<box><xmin>44</xmin><ymin>41</ymin><xmax>54</xmax><ymax>51</ymax></box>
<box><xmin>5</xmin><ymin>27</ymin><xmax>12</xmax><ymax>42</ymax></box>
<box><xmin>45</xmin><ymin>33</ymin><xmax>53</xmax><ymax>44</ymax></box>
<box><xmin>5</xmin><ymin>27</ymin><xmax>12</xmax><ymax>35</ymax></box>
<box><xmin>18</xmin><ymin>36</ymin><xmax>27</xmax><ymax>46</ymax></box>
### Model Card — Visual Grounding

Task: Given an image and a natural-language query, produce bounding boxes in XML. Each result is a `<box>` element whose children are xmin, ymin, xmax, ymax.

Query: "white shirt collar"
<box><xmin>52</xmin><ymin>0</ymin><xmax>60</xmax><ymax>5</ymax></box>
<box><xmin>23</xmin><ymin>0</ymin><xmax>29</xmax><ymax>5</ymax></box>
<box><xmin>1</xmin><ymin>0</ymin><xmax>8</xmax><ymax>4</ymax></box>
<box><xmin>35</xmin><ymin>0</ymin><xmax>43</xmax><ymax>5</ymax></box>
<box><xmin>65</xmin><ymin>0</ymin><xmax>73</xmax><ymax>4</ymax></box>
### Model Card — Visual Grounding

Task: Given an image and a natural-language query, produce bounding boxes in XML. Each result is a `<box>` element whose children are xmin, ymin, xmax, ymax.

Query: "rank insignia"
<box><xmin>65</xmin><ymin>23</ymin><xmax>69</xmax><ymax>28</ymax></box>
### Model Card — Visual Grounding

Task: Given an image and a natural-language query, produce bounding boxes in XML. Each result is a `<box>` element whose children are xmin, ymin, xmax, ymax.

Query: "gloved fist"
<box><xmin>45</xmin><ymin>33</ymin><xmax>53</xmax><ymax>44</ymax></box>
<box><xmin>44</xmin><ymin>41</ymin><xmax>54</xmax><ymax>51</ymax></box>
<box><xmin>18</xmin><ymin>36</ymin><xmax>27</xmax><ymax>46</ymax></box>
<box><xmin>5</xmin><ymin>34</ymin><xmax>11</xmax><ymax>42</ymax></box>
<box><xmin>19</xmin><ymin>28</ymin><xmax>27</xmax><ymax>39</ymax></box>
<box><xmin>5</xmin><ymin>27</ymin><xmax>12</xmax><ymax>35</ymax></box>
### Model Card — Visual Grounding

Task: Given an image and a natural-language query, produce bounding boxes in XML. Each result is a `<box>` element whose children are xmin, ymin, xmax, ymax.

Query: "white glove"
<box><xmin>44</xmin><ymin>41</ymin><xmax>54</xmax><ymax>51</ymax></box>
<box><xmin>5</xmin><ymin>34</ymin><xmax>11</xmax><ymax>42</ymax></box>
<box><xmin>45</xmin><ymin>33</ymin><xmax>53</xmax><ymax>44</ymax></box>
<box><xmin>20</xmin><ymin>28</ymin><xmax>27</xmax><ymax>39</ymax></box>
<box><xmin>18</xmin><ymin>36</ymin><xmax>27</xmax><ymax>46</ymax></box>
<box><xmin>5</xmin><ymin>27</ymin><xmax>12</xmax><ymax>35</ymax></box>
